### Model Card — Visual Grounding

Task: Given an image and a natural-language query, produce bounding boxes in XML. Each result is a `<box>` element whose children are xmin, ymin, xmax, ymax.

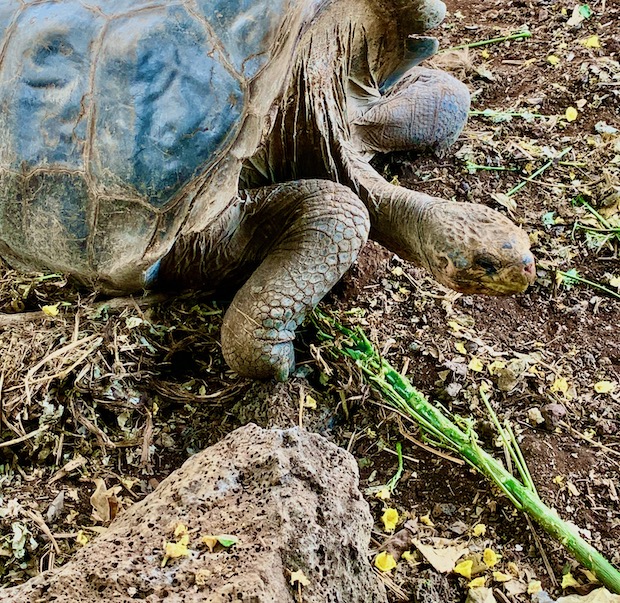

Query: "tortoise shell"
<box><xmin>0</xmin><ymin>0</ymin><xmax>320</xmax><ymax>291</ymax></box>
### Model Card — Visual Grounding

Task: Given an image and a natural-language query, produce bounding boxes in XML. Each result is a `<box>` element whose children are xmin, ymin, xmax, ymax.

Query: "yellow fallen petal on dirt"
<box><xmin>174</xmin><ymin>523</ymin><xmax>189</xmax><ymax>538</ymax></box>
<box><xmin>468</xmin><ymin>357</ymin><xmax>484</xmax><ymax>372</ymax></box>
<box><xmin>562</xmin><ymin>571</ymin><xmax>580</xmax><ymax>589</ymax></box>
<box><xmin>473</xmin><ymin>523</ymin><xmax>487</xmax><ymax>537</ymax></box>
<box><xmin>202</xmin><ymin>535</ymin><xmax>218</xmax><ymax>551</ymax></box>
<box><xmin>454</xmin><ymin>559</ymin><xmax>473</xmax><ymax>579</ymax></box>
<box><xmin>553</xmin><ymin>475</ymin><xmax>565</xmax><ymax>485</ymax></box>
<box><xmin>493</xmin><ymin>571</ymin><xmax>512</xmax><ymax>582</ymax></box>
<box><xmin>303</xmin><ymin>394</ymin><xmax>317</xmax><ymax>409</ymax></box>
<box><xmin>381</xmin><ymin>508</ymin><xmax>399</xmax><ymax>532</ymax></box>
<box><xmin>75</xmin><ymin>530</ymin><xmax>89</xmax><ymax>546</ymax></box>
<box><xmin>42</xmin><ymin>303</ymin><xmax>60</xmax><ymax>317</ymax></box>
<box><xmin>609</xmin><ymin>276</ymin><xmax>620</xmax><ymax>289</ymax></box>
<box><xmin>488</xmin><ymin>361</ymin><xmax>506</xmax><ymax>376</ymax></box>
<box><xmin>507</xmin><ymin>562</ymin><xmax>519</xmax><ymax>576</ymax></box>
<box><xmin>420</xmin><ymin>514</ymin><xmax>435</xmax><ymax>527</ymax></box>
<box><xmin>290</xmin><ymin>569</ymin><xmax>310</xmax><ymax>586</ymax></box>
<box><xmin>401</xmin><ymin>550</ymin><xmax>414</xmax><ymax>561</ymax></box>
<box><xmin>375</xmin><ymin>551</ymin><xmax>397</xmax><ymax>572</ymax></box>
<box><xmin>547</xmin><ymin>55</ymin><xmax>560</xmax><ymax>65</ymax></box>
<box><xmin>483</xmin><ymin>548</ymin><xmax>499</xmax><ymax>567</ymax></box>
<box><xmin>528</xmin><ymin>580</ymin><xmax>542</xmax><ymax>594</ymax></box>
<box><xmin>164</xmin><ymin>540</ymin><xmax>189</xmax><ymax>559</ymax></box>
<box><xmin>594</xmin><ymin>381</ymin><xmax>615</xmax><ymax>394</ymax></box>
<box><xmin>551</xmin><ymin>377</ymin><xmax>569</xmax><ymax>394</ymax></box>
<box><xmin>469</xmin><ymin>577</ymin><xmax>487</xmax><ymax>588</ymax></box>
<box><xmin>565</xmin><ymin>107</ymin><xmax>578</xmax><ymax>122</ymax></box>
<box><xmin>580</xmin><ymin>35</ymin><xmax>601</xmax><ymax>48</ymax></box>
<box><xmin>455</xmin><ymin>341</ymin><xmax>467</xmax><ymax>354</ymax></box>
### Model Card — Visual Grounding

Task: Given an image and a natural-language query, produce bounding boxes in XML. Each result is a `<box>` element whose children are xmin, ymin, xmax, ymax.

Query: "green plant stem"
<box><xmin>506</xmin><ymin>147</ymin><xmax>572</xmax><ymax>197</ymax></box>
<box><xmin>469</xmin><ymin>110</ymin><xmax>544</xmax><ymax>119</ymax></box>
<box><xmin>557</xmin><ymin>270</ymin><xmax>620</xmax><ymax>300</ymax></box>
<box><xmin>574</xmin><ymin>198</ymin><xmax>620</xmax><ymax>244</ymax></box>
<box><xmin>444</xmin><ymin>31</ymin><xmax>531</xmax><ymax>51</ymax></box>
<box><xmin>314</xmin><ymin>312</ymin><xmax>620</xmax><ymax>593</ymax></box>
<box><xmin>466</xmin><ymin>162</ymin><xmax>516</xmax><ymax>172</ymax></box>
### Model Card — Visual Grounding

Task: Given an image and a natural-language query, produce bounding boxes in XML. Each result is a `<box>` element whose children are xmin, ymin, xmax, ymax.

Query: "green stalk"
<box><xmin>444</xmin><ymin>31</ymin><xmax>531</xmax><ymax>52</ymax></box>
<box><xmin>573</xmin><ymin>197</ymin><xmax>620</xmax><ymax>244</ymax></box>
<box><xmin>557</xmin><ymin>270</ymin><xmax>620</xmax><ymax>301</ymax></box>
<box><xmin>314</xmin><ymin>311</ymin><xmax>620</xmax><ymax>593</ymax></box>
<box><xmin>506</xmin><ymin>147</ymin><xmax>572</xmax><ymax>197</ymax></box>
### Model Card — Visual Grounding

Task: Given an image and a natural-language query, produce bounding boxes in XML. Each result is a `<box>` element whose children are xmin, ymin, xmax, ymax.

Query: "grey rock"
<box><xmin>0</xmin><ymin>424</ymin><xmax>386</xmax><ymax>603</ymax></box>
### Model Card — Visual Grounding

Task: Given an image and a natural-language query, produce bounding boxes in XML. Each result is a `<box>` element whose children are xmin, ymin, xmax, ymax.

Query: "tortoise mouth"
<box><xmin>449</xmin><ymin>261</ymin><xmax>536</xmax><ymax>296</ymax></box>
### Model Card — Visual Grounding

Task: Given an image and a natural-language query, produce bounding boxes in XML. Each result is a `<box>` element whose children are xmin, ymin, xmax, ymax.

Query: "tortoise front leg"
<box><xmin>161</xmin><ymin>180</ymin><xmax>369</xmax><ymax>380</ymax></box>
<box><xmin>221</xmin><ymin>180</ymin><xmax>368</xmax><ymax>380</ymax></box>
<box><xmin>351</xmin><ymin>66</ymin><xmax>470</xmax><ymax>154</ymax></box>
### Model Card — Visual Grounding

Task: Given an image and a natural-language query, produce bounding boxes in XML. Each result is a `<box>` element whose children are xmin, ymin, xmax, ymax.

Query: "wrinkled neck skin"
<box><xmin>242</xmin><ymin>0</ymin><xmax>440</xmax><ymax>269</ymax></box>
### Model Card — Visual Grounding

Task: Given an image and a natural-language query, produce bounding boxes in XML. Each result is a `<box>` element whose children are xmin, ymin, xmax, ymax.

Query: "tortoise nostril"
<box><xmin>522</xmin><ymin>254</ymin><xmax>536</xmax><ymax>279</ymax></box>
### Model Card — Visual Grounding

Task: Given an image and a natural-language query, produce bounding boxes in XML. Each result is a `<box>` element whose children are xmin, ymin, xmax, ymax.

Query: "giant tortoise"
<box><xmin>0</xmin><ymin>0</ymin><xmax>535</xmax><ymax>380</ymax></box>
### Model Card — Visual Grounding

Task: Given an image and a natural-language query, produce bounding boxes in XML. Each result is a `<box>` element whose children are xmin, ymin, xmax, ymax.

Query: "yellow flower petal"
<box><xmin>468</xmin><ymin>577</ymin><xmax>486</xmax><ymax>588</ymax></box>
<box><xmin>42</xmin><ymin>303</ymin><xmax>60</xmax><ymax>317</ymax></box>
<box><xmin>528</xmin><ymin>580</ymin><xmax>542</xmax><ymax>594</ymax></box>
<box><xmin>401</xmin><ymin>550</ymin><xmax>414</xmax><ymax>561</ymax></box>
<box><xmin>562</xmin><ymin>572</ymin><xmax>580</xmax><ymax>589</ymax></box>
<box><xmin>75</xmin><ymin>530</ymin><xmax>89</xmax><ymax>546</ymax></box>
<box><xmin>290</xmin><ymin>569</ymin><xmax>310</xmax><ymax>586</ymax></box>
<box><xmin>455</xmin><ymin>341</ymin><xmax>467</xmax><ymax>354</ymax></box>
<box><xmin>493</xmin><ymin>571</ymin><xmax>512</xmax><ymax>582</ymax></box>
<box><xmin>381</xmin><ymin>508</ymin><xmax>399</xmax><ymax>532</ymax></box>
<box><xmin>580</xmin><ymin>35</ymin><xmax>601</xmax><ymax>48</ymax></box>
<box><xmin>564</xmin><ymin>107</ymin><xmax>578</xmax><ymax>122</ymax></box>
<box><xmin>547</xmin><ymin>55</ymin><xmax>560</xmax><ymax>65</ymax></box>
<box><xmin>303</xmin><ymin>394</ymin><xmax>317</xmax><ymax>409</ymax></box>
<box><xmin>164</xmin><ymin>540</ymin><xmax>189</xmax><ymax>559</ymax></box>
<box><xmin>551</xmin><ymin>377</ymin><xmax>569</xmax><ymax>394</ymax></box>
<box><xmin>594</xmin><ymin>381</ymin><xmax>615</xmax><ymax>394</ymax></box>
<box><xmin>473</xmin><ymin>524</ymin><xmax>487</xmax><ymax>537</ymax></box>
<box><xmin>420</xmin><ymin>514</ymin><xmax>435</xmax><ymax>527</ymax></box>
<box><xmin>483</xmin><ymin>548</ymin><xmax>499</xmax><ymax>567</ymax></box>
<box><xmin>375</xmin><ymin>487</ymin><xmax>391</xmax><ymax>500</ymax></box>
<box><xmin>375</xmin><ymin>551</ymin><xmax>397</xmax><ymax>572</ymax></box>
<box><xmin>454</xmin><ymin>559</ymin><xmax>473</xmax><ymax>580</ymax></box>
<box><xmin>468</xmin><ymin>357</ymin><xmax>484</xmax><ymax>372</ymax></box>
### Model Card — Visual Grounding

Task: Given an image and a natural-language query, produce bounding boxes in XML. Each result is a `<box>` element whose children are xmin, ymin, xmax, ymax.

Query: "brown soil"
<box><xmin>0</xmin><ymin>1</ymin><xmax>619</xmax><ymax>601</ymax></box>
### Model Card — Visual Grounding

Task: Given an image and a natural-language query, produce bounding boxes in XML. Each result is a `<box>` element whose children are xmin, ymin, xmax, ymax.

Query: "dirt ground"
<box><xmin>0</xmin><ymin>0</ymin><xmax>619</xmax><ymax>601</ymax></box>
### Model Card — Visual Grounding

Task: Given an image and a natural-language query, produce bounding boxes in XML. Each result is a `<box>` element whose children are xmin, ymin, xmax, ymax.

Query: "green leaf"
<box><xmin>542</xmin><ymin>211</ymin><xmax>557</xmax><ymax>226</ymax></box>
<box><xmin>216</xmin><ymin>535</ymin><xmax>238</xmax><ymax>548</ymax></box>
<box><xmin>578</xmin><ymin>4</ymin><xmax>592</xmax><ymax>19</ymax></box>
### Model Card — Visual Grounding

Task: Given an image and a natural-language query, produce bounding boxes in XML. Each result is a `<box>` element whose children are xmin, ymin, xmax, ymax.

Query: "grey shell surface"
<box><xmin>0</xmin><ymin>0</ymin><xmax>321</xmax><ymax>292</ymax></box>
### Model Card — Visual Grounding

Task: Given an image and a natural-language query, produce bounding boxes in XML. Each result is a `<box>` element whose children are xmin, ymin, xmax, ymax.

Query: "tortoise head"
<box><xmin>418</xmin><ymin>201</ymin><xmax>536</xmax><ymax>295</ymax></box>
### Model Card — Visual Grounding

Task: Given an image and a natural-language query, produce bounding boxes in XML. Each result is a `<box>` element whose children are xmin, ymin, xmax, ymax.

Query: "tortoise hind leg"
<box><xmin>351</xmin><ymin>66</ymin><xmax>470</xmax><ymax>154</ymax></box>
<box><xmin>161</xmin><ymin>180</ymin><xmax>369</xmax><ymax>380</ymax></box>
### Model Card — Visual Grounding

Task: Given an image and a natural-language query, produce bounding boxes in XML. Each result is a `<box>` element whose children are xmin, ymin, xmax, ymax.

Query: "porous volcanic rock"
<box><xmin>0</xmin><ymin>424</ymin><xmax>386</xmax><ymax>603</ymax></box>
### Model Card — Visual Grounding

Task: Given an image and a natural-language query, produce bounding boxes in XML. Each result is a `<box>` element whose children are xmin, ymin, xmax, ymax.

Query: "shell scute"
<box><xmin>91</xmin><ymin>5</ymin><xmax>245</xmax><ymax>208</ymax></box>
<box><xmin>0</xmin><ymin>2</ymin><xmax>103</xmax><ymax>168</ymax></box>
<box><xmin>193</xmin><ymin>0</ymin><xmax>290</xmax><ymax>78</ymax></box>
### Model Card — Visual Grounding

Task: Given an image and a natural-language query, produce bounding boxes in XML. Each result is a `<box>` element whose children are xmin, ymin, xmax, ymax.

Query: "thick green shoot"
<box><xmin>313</xmin><ymin>310</ymin><xmax>620</xmax><ymax>594</ymax></box>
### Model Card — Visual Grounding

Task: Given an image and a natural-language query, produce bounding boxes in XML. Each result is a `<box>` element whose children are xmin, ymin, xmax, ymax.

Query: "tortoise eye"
<box><xmin>475</xmin><ymin>255</ymin><xmax>499</xmax><ymax>275</ymax></box>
